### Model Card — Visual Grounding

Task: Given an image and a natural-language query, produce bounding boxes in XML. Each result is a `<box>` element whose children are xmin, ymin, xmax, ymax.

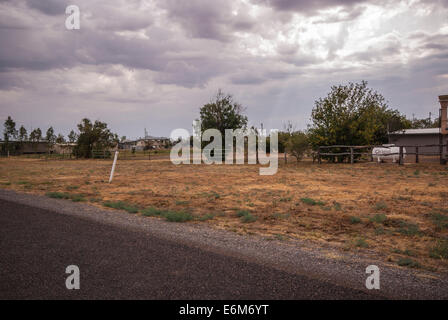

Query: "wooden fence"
<box><xmin>316</xmin><ymin>144</ymin><xmax>448</xmax><ymax>165</ymax></box>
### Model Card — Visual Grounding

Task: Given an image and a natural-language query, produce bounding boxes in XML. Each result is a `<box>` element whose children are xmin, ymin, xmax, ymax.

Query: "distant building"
<box><xmin>118</xmin><ymin>136</ymin><xmax>170</xmax><ymax>151</ymax></box>
<box><xmin>0</xmin><ymin>140</ymin><xmax>49</xmax><ymax>154</ymax></box>
<box><xmin>388</xmin><ymin>128</ymin><xmax>447</xmax><ymax>154</ymax></box>
<box><xmin>52</xmin><ymin>143</ymin><xmax>77</xmax><ymax>154</ymax></box>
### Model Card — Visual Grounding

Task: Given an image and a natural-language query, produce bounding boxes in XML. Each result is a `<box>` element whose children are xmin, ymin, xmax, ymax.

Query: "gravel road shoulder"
<box><xmin>1</xmin><ymin>188</ymin><xmax>447</xmax><ymax>299</ymax></box>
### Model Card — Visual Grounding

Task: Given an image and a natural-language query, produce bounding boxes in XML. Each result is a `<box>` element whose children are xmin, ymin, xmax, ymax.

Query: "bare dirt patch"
<box><xmin>1</xmin><ymin>157</ymin><xmax>448</xmax><ymax>272</ymax></box>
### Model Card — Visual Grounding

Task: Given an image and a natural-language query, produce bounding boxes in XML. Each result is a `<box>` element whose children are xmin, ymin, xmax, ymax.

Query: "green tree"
<box><xmin>285</xmin><ymin>131</ymin><xmax>309</xmax><ymax>162</ymax></box>
<box><xmin>55</xmin><ymin>134</ymin><xmax>65</xmax><ymax>144</ymax></box>
<box><xmin>199</xmin><ymin>89</ymin><xmax>248</xmax><ymax>136</ymax></box>
<box><xmin>73</xmin><ymin>118</ymin><xmax>117</xmax><ymax>158</ymax></box>
<box><xmin>29</xmin><ymin>128</ymin><xmax>42</xmax><ymax>142</ymax></box>
<box><xmin>308</xmin><ymin>81</ymin><xmax>408</xmax><ymax>149</ymax></box>
<box><xmin>45</xmin><ymin>127</ymin><xmax>56</xmax><ymax>146</ymax></box>
<box><xmin>199</xmin><ymin>90</ymin><xmax>248</xmax><ymax>158</ymax></box>
<box><xmin>68</xmin><ymin>130</ymin><xmax>77</xmax><ymax>143</ymax></box>
<box><xmin>278</xmin><ymin>121</ymin><xmax>295</xmax><ymax>154</ymax></box>
<box><xmin>3</xmin><ymin>116</ymin><xmax>18</xmax><ymax>142</ymax></box>
<box><xmin>409</xmin><ymin>117</ymin><xmax>439</xmax><ymax>129</ymax></box>
<box><xmin>18</xmin><ymin>126</ymin><xmax>28</xmax><ymax>142</ymax></box>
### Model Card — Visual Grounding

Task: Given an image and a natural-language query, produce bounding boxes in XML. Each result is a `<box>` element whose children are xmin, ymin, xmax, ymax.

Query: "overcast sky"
<box><xmin>1</xmin><ymin>0</ymin><xmax>448</xmax><ymax>139</ymax></box>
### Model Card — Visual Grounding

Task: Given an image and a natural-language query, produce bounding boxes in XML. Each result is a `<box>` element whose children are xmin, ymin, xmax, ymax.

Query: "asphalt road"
<box><xmin>0</xmin><ymin>198</ymin><xmax>382</xmax><ymax>300</ymax></box>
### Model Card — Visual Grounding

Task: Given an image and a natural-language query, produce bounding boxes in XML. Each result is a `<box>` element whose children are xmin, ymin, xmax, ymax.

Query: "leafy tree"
<box><xmin>308</xmin><ymin>81</ymin><xmax>408</xmax><ymax>149</ymax></box>
<box><xmin>278</xmin><ymin>121</ymin><xmax>295</xmax><ymax>154</ymax></box>
<box><xmin>199</xmin><ymin>89</ymin><xmax>248</xmax><ymax>136</ymax></box>
<box><xmin>199</xmin><ymin>90</ymin><xmax>248</xmax><ymax>158</ymax></box>
<box><xmin>45</xmin><ymin>127</ymin><xmax>56</xmax><ymax>146</ymax></box>
<box><xmin>56</xmin><ymin>134</ymin><xmax>66</xmax><ymax>144</ymax></box>
<box><xmin>285</xmin><ymin>131</ymin><xmax>309</xmax><ymax>162</ymax></box>
<box><xmin>19</xmin><ymin>126</ymin><xmax>28</xmax><ymax>142</ymax></box>
<box><xmin>409</xmin><ymin>117</ymin><xmax>439</xmax><ymax>129</ymax></box>
<box><xmin>68</xmin><ymin>130</ymin><xmax>77</xmax><ymax>143</ymax></box>
<box><xmin>3</xmin><ymin>116</ymin><xmax>18</xmax><ymax>142</ymax></box>
<box><xmin>29</xmin><ymin>128</ymin><xmax>42</xmax><ymax>142</ymax></box>
<box><xmin>73</xmin><ymin>118</ymin><xmax>118</xmax><ymax>158</ymax></box>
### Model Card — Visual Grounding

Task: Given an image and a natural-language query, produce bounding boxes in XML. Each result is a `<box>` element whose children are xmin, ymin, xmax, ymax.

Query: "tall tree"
<box><xmin>308</xmin><ymin>81</ymin><xmax>408</xmax><ymax>148</ymax></box>
<box><xmin>72</xmin><ymin>118</ymin><xmax>117</xmax><ymax>158</ymax></box>
<box><xmin>29</xmin><ymin>128</ymin><xmax>42</xmax><ymax>142</ymax></box>
<box><xmin>18</xmin><ymin>126</ymin><xmax>28</xmax><ymax>142</ymax></box>
<box><xmin>56</xmin><ymin>134</ymin><xmax>66</xmax><ymax>144</ymax></box>
<box><xmin>45</xmin><ymin>127</ymin><xmax>56</xmax><ymax>146</ymax></box>
<box><xmin>68</xmin><ymin>130</ymin><xmax>77</xmax><ymax>143</ymax></box>
<box><xmin>3</xmin><ymin>116</ymin><xmax>18</xmax><ymax>142</ymax></box>
<box><xmin>199</xmin><ymin>89</ymin><xmax>248</xmax><ymax>136</ymax></box>
<box><xmin>199</xmin><ymin>90</ymin><xmax>248</xmax><ymax>158</ymax></box>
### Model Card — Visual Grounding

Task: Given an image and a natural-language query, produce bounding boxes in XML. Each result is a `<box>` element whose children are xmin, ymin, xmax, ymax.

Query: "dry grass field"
<box><xmin>1</xmin><ymin>157</ymin><xmax>448</xmax><ymax>272</ymax></box>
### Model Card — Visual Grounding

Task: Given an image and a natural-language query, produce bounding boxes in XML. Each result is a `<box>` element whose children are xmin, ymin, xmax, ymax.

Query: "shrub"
<box><xmin>103</xmin><ymin>201</ymin><xmax>139</xmax><ymax>214</ymax></box>
<box><xmin>236</xmin><ymin>210</ymin><xmax>257</xmax><ymax>223</ymax></box>
<box><xmin>301</xmin><ymin>198</ymin><xmax>325</xmax><ymax>206</ymax></box>
<box><xmin>374</xmin><ymin>201</ymin><xmax>387</xmax><ymax>211</ymax></box>
<box><xmin>241</xmin><ymin>213</ymin><xmax>257</xmax><ymax>223</ymax></box>
<box><xmin>333</xmin><ymin>202</ymin><xmax>342</xmax><ymax>211</ymax></box>
<box><xmin>46</xmin><ymin>192</ymin><xmax>85</xmax><ymax>202</ymax></box>
<box><xmin>431</xmin><ymin>212</ymin><xmax>448</xmax><ymax>231</ymax></box>
<box><xmin>46</xmin><ymin>191</ymin><xmax>69</xmax><ymax>199</ymax></box>
<box><xmin>163</xmin><ymin>211</ymin><xmax>193</xmax><ymax>222</ymax></box>
<box><xmin>350</xmin><ymin>216</ymin><xmax>361</xmax><ymax>224</ymax></box>
<box><xmin>370</xmin><ymin>214</ymin><xmax>387</xmax><ymax>224</ymax></box>
<box><xmin>429</xmin><ymin>241</ymin><xmax>448</xmax><ymax>259</ymax></box>
<box><xmin>70</xmin><ymin>194</ymin><xmax>86</xmax><ymax>202</ymax></box>
<box><xmin>354</xmin><ymin>238</ymin><xmax>369</xmax><ymax>248</ymax></box>
<box><xmin>141</xmin><ymin>207</ymin><xmax>163</xmax><ymax>217</ymax></box>
<box><xmin>397</xmin><ymin>258</ymin><xmax>420</xmax><ymax>268</ymax></box>
<box><xmin>198</xmin><ymin>214</ymin><xmax>215</xmax><ymax>221</ymax></box>
<box><xmin>398</xmin><ymin>222</ymin><xmax>420</xmax><ymax>236</ymax></box>
<box><xmin>236</xmin><ymin>210</ymin><xmax>250</xmax><ymax>217</ymax></box>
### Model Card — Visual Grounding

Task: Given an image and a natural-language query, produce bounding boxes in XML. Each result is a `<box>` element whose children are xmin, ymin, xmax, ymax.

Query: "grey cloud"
<box><xmin>1</xmin><ymin>0</ymin><xmax>448</xmax><ymax>138</ymax></box>
<box><xmin>312</xmin><ymin>6</ymin><xmax>365</xmax><ymax>24</ymax></box>
<box><xmin>252</xmin><ymin>0</ymin><xmax>372</xmax><ymax>14</ymax></box>
<box><xmin>26</xmin><ymin>0</ymin><xmax>70</xmax><ymax>16</ymax></box>
<box><xmin>230</xmin><ymin>73</ymin><xmax>266</xmax><ymax>85</ymax></box>
<box><xmin>160</xmin><ymin>0</ymin><xmax>256</xmax><ymax>41</ymax></box>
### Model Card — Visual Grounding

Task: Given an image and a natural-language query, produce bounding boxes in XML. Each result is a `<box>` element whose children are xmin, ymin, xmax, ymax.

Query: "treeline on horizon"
<box><xmin>2</xmin><ymin>81</ymin><xmax>441</xmax><ymax>159</ymax></box>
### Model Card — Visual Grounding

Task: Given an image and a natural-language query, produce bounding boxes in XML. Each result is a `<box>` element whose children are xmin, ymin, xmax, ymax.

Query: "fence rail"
<box><xmin>316</xmin><ymin>144</ymin><xmax>448</xmax><ymax>165</ymax></box>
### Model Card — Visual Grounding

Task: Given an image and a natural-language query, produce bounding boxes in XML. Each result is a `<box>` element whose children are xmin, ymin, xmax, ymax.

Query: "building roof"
<box><xmin>389</xmin><ymin>128</ymin><xmax>440</xmax><ymax>135</ymax></box>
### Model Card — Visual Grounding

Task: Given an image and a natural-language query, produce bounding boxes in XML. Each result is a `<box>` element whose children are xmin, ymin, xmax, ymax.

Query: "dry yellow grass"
<box><xmin>1</xmin><ymin>157</ymin><xmax>448</xmax><ymax>271</ymax></box>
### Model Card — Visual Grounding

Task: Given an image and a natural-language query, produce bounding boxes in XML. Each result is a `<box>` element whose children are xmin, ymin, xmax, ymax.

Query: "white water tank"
<box><xmin>372</xmin><ymin>144</ymin><xmax>406</xmax><ymax>163</ymax></box>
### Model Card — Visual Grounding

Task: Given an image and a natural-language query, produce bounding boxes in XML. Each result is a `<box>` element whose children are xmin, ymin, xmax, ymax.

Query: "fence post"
<box><xmin>284</xmin><ymin>149</ymin><xmax>287</xmax><ymax>164</ymax></box>
<box><xmin>109</xmin><ymin>151</ymin><xmax>119</xmax><ymax>183</ymax></box>
<box><xmin>399</xmin><ymin>146</ymin><xmax>404</xmax><ymax>165</ymax></box>
<box><xmin>415</xmin><ymin>146</ymin><xmax>419</xmax><ymax>163</ymax></box>
<box><xmin>318</xmin><ymin>147</ymin><xmax>321</xmax><ymax>164</ymax></box>
<box><xmin>439</xmin><ymin>144</ymin><xmax>445</xmax><ymax>164</ymax></box>
<box><xmin>350</xmin><ymin>147</ymin><xmax>354</xmax><ymax>164</ymax></box>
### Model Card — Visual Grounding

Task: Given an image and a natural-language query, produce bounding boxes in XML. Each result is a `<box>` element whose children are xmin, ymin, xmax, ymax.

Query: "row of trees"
<box><xmin>2</xmin><ymin>117</ymin><xmax>117</xmax><ymax>158</ymax></box>
<box><xmin>3</xmin><ymin>116</ymin><xmax>78</xmax><ymax>145</ymax></box>
<box><xmin>197</xmin><ymin>82</ymin><xmax>438</xmax><ymax>162</ymax></box>
<box><xmin>3</xmin><ymin>81</ymin><xmax>438</xmax><ymax>160</ymax></box>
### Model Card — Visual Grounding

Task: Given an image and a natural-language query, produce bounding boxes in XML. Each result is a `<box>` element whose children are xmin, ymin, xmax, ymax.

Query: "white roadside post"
<box><xmin>109</xmin><ymin>151</ymin><xmax>119</xmax><ymax>183</ymax></box>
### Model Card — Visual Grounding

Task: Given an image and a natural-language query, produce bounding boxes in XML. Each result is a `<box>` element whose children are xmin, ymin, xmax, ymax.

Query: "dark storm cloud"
<box><xmin>160</xmin><ymin>0</ymin><xmax>256</xmax><ymax>41</ymax></box>
<box><xmin>0</xmin><ymin>0</ymin><xmax>448</xmax><ymax>138</ymax></box>
<box><xmin>252</xmin><ymin>0</ymin><xmax>371</xmax><ymax>13</ymax></box>
<box><xmin>26</xmin><ymin>0</ymin><xmax>70</xmax><ymax>16</ymax></box>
